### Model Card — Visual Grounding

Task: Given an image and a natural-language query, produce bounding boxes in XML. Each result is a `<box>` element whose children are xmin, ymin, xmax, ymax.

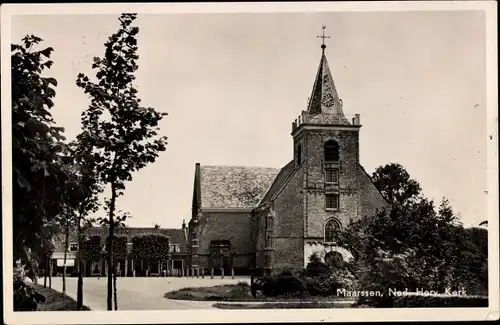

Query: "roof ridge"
<box><xmin>200</xmin><ymin>164</ymin><xmax>281</xmax><ymax>170</ymax></box>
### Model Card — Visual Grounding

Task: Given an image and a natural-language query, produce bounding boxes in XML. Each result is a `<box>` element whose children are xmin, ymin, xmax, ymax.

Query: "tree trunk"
<box><xmin>76</xmin><ymin>218</ymin><xmax>84</xmax><ymax>310</ymax></box>
<box><xmin>113</xmin><ymin>260</ymin><xmax>118</xmax><ymax>310</ymax></box>
<box><xmin>43</xmin><ymin>254</ymin><xmax>48</xmax><ymax>288</ymax></box>
<box><xmin>107</xmin><ymin>182</ymin><xmax>117</xmax><ymax>311</ymax></box>
<box><xmin>49</xmin><ymin>253</ymin><xmax>52</xmax><ymax>289</ymax></box>
<box><xmin>62</xmin><ymin>219</ymin><xmax>70</xmax><ymax>294</ymax></box>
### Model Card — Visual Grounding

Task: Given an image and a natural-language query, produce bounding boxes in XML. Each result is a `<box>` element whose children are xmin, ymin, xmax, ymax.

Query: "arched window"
<box><xmin>296</xmin><ymin>144</ymin><xmax>302</xmax><ymax>165</ymax></box>
<box><xmin>324</xmin><ymin>218</ymin><xmax>341</xmax><ymax>243</ymax></box>
<box><xmin>324</xmin><ymin>140</ymin><xmax>339</xmax><ymax>162</ymax></box>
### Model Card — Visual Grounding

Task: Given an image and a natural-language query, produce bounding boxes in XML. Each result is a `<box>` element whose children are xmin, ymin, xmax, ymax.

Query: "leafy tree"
<box><xmin>11</xmin><ymin>35</ymin><xmax>69</xmax><ymax>269</ymax></box>
<box><xmin>371</xmin><ymin>163</ymin><xmax>422</xmax><ymax>206</ymax></box>
<box><xmin>338</xmin><ymin>164</ymin><xmax>468</xmax><ymax>302</ymax></box>
<box><xmin>449</xmin><ymin>227</ymin><xmax>488</xmax><ymax>295</ymax></box>
<box><xmin>76</xmin><ymin>13</ymin><xmax>168</xmax><ymax>310</ymax></box>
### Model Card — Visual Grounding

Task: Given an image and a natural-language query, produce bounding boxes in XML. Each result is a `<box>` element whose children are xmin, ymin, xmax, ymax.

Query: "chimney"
<box><xmin>354</xmin><ymin>114</ymin><xmax>360</xmax><ymax>125</ymax></box>
<box><xmin>182</xmin><ymin>219</ymin><xmax>186</xmax><ymax>230</ymax></box>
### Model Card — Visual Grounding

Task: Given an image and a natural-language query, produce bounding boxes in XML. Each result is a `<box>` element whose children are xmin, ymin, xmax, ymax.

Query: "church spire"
<box><xmin>307</xmin><ymin>26</ymin><xmax>345</xmax><ymax>118</ymax></box>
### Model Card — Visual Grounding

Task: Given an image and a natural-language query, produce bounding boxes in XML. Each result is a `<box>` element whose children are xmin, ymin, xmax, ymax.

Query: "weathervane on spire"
<box><xmin>317</xmin><ymin>25</ymin><xmax>330</xmax><ymax>52</ymax></box>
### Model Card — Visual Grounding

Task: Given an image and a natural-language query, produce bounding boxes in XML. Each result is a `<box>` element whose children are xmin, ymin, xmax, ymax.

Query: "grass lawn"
<box><xmin>164</xmin><ymin>282</ymin><xmax>348</xmax><ymax>303</ymax></box>
<box><xmin>213</xmin><ymin>302</ymin><xmax>354</xmax><ymax>309</ymax></box>
<box><xmin>32</xmin><ymin>284</ymin><xmax>91</xmax><ymax>311</ymax></box>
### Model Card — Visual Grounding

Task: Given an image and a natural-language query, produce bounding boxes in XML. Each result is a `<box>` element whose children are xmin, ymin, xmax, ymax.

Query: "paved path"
<box><xmin>49</xmin><ymin>276</ymin><xmax>250</xmax><ymax>310</ymax></box>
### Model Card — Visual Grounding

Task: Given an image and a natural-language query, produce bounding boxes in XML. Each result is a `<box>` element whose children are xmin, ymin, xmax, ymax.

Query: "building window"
<box><xmin>296</xmin><ymin>144</ymin><xmax>302</xmax><ymax>165</ymax></box>
<box><xmin>68</xmin><ymin>243</ymin><xmax>78</xmax><ymax>252</ymax></box>
<box><xmin>266</xmin><ymin>215</ymin><xmax>273</xmax><ymax>230</ymax></box>
<box><xmin>169</xmin><ymin>244</ymin><xmax>180</xmax><ymax>253</ymax></box>
<box><xmin>126</xmin><ymin>242</ymin><xmax>133</xmax><ymax>254</ymax></box>
<box><xmin>324</xmin><ymin>218</ymin><xmax>341</xmax><ymax>243</ymax></box>
<box><xmin>265</xmin><ymin>214</ymin><xmax>273</xmax><ymax>248</ymax></box>
<box><xmin>325</xmin><ymin>168</ymin><xmax>339</xmax><ymax>183</ymax></box>
<box><xmin>324</xmin><ymin>140</ymin><xmax>339</xmax><ymax>162</ymax></box>
<box><xmin>325</xmin><ymin>193</ymin><xmax>339</xmax><ymax>210</ymax></box>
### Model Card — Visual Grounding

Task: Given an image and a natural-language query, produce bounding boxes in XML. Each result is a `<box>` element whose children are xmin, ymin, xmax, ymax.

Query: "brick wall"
<box><xmin>196</xmin><ymin>211</ymin><xmax>254</xmax><ymax>270</ymax></box>
<box><xmin>272</xmin><ymin>167</ymin><xmax>304</xmax><ymax>269</ymax></box>
<box><xmin>300</xmin><ymin>129</ymin><xmax>361</xmax><ymax>238</ymax></box>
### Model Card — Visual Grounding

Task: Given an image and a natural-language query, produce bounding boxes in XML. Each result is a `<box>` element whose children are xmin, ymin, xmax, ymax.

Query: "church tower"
<box><xmin>292</xmin><ymin>27</ymin><xmax>362</xmax><ymax>265</ymax></box>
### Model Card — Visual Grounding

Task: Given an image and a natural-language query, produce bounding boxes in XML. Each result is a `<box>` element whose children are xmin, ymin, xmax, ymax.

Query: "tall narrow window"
<box><xmin>265</xmin><ymin>215</ymin><xmax>273</xmax><ymax>247</ymax></box>
<box><xmin>324</xmin><ymin>218</ymin><xmax>341</xmax><ymax>243</ymax></box>
<box><xmin>324</xmin><ymin>140</ymin><xmax>339</xmax><ymax>162</ymax></box>
<box><xmin>325</xmin><ymin>168</ymin><xmax>339</xmax><ymax>183</ymax></box>
<box><xmin>325</xmin><ymin>193</ymin><xmax>339</xmax><ymax>210</ymax></box>
<box><xmin>296</xmin><ymin>144</ymin><xmax>302</xmax><ymax>165</ymax></box>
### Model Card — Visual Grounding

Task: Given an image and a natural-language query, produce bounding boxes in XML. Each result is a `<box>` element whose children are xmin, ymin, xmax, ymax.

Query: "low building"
<box><xmin>50</xmin><ymin>223</ymin><xmax>188</xmax><ymax>277</ymax></box>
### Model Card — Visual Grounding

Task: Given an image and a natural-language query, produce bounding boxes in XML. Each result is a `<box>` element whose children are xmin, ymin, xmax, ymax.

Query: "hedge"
<box><xmin>131</xmin><ymin>234</ymin><xmax>169</xmax><ymax>261</ymax></box>
<box><xmin>104</xmin><ymin>235</ymin><xmax>128</xmax><ymax>259</ymax></box>
<box><xmin>357</xmin><ymin>294</ymin><xmax>488</xmax><ymax>308</ymax></box>
<box><xmin>80</xmin><ymin>235</ymin><xmax>102</xmax><ymax>260</ymax></box>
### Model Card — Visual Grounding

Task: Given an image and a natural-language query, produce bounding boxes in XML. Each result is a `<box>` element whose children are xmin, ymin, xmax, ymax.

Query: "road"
<box><xmin>49</xmin><ymin>276</ymin><xmax>250</xmax><ymax>310</ymax></box>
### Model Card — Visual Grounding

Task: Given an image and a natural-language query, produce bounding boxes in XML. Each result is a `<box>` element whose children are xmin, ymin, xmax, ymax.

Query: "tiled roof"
<box><xmin>200</xmin><ymin>165</ymin><xmax>281</xmax><ymax>209</ymax></box>
<box><xmin>259</xmin><ymin>160</ymin><xmax>296</xmax><ymax>206</ymax></box>
<box><xmin>306</xmin><ymin>52</ymin><xmax>350</xmax><ymax>125</ymax></box>
<box><xmin>163</xmin><ymin>228</ymin><xmax>187</xmax><ymax>253</ymax></box>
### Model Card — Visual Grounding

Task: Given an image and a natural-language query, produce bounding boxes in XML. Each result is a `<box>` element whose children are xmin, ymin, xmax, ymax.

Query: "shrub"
<box><xmin>394</xmin><ymin>295</ymin><xmax>488</xmax><ymax>308</ymax></box>
<box><xmin>80</xmin><ymin>235</ymin><xmax>102</xmax><ymax>260</ymax></box>
<box><xmin>14</xmin><ymin>280</ymin><xmax>46</xmax><ymax>311</ymax></box>
<box><xmin>13</xmin><ymin>262</ymin><xmax>45</xmax><ymax>311</ymax></box>
<box><xmin>304</xmin><ymin>253</ymin><xmax>330</xmax><ymax>277</ymax></box>
<box><xmin>302</xmin><ymin>268</ymin><xmax>357</xmax><ymax>296</ymax></box>
<box><xmin>256</xmin><ymin>273</ymin><xmax>307</xmax><ymax>297</ymax></box>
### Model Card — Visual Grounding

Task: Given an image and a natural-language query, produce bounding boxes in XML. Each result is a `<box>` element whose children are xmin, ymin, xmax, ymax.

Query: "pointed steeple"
<box><xmin>307</xmin><ymin>26</ymin><xmax>345</xmax><ymax>118</ymax></box>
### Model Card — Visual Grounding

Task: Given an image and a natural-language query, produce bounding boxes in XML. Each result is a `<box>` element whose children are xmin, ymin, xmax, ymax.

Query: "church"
<box><xmin>187</xmin><ymin>34</ymin><xmax>390</xmax><ymax>275</ymax></box>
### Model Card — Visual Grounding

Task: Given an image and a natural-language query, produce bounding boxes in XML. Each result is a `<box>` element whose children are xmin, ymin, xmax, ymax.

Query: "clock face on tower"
<box><xmin>322</xmin><ymin>93</ymin><xmax>335</xmax><ymax>107</ymax></box>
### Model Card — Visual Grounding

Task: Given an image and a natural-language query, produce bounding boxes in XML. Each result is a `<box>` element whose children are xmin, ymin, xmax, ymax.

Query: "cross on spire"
<box><xmin>317</xmin><ymin>25</ymin><xmax>330</xmax><ymax>52</ymax></box>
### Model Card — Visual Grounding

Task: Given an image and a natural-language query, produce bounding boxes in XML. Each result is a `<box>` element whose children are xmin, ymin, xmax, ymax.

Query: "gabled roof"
<box><xmin>163</xmin><ymin>228</ymin><xmax>187</xmax><ymax>253</ymax></box>
<box><xmin>258</xmin><ymin>160</ymin><xmax>296</xmax><ymax>206</ymax></box>
<box><xmin>198</xmin><ymin>165</ymin><xmax>281</xmax><ymax>209</ymax></box>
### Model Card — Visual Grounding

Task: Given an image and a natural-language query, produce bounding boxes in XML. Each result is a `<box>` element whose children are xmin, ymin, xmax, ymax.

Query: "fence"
<box><xmin>127</xmin><ymin>267</ymin><xmax>237</xmax><ymax>279</ymax></box>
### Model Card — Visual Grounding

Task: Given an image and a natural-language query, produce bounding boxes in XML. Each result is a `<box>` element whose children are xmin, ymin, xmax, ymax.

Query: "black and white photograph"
<box><xmin>1</xmin><ymin>1</ymin><xmax>498</xmax><ymax>324</ymax></box>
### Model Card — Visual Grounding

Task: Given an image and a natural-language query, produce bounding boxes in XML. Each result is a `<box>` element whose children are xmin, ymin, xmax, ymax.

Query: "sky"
<box><xmin>11</xmin><ymin>10</ymin><xmax>489</xmax><ymax>228</ymax></box>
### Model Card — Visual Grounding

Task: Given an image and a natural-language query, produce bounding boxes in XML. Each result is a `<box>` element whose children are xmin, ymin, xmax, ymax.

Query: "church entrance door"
<box><xmin>209</xmin><ymin>240</ymin><xmax>232</xmax><ymax>275</ymax></box>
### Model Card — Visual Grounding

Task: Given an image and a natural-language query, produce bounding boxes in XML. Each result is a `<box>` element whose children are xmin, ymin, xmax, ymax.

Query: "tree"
<box><xmin>67</xmin><ymin>136</ymin><xmax>103</xmax><ymax>310</ymax></box>
<box><xmin>11</xmin><ymin>35</ymin><xmax>69</xmax><ymax>269</ymax></box>
<box><xmin>58</xmin><ymin>145</ymin><xmax>93</xmax><ymax>295</ymax></box>
<box><xmin>338</xmin><ymin>164</ymin><xmax>465</xmax><ymax>301</ymax></box>
<box><xmin>371</xmin><ymin>163</ymin><xmax>422</xmax><ymax>206</ymax></box>
<box><xmin>76</xmin><ymin>13</ymin><xmax>168</xmax><ymax>310</ymax></box>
